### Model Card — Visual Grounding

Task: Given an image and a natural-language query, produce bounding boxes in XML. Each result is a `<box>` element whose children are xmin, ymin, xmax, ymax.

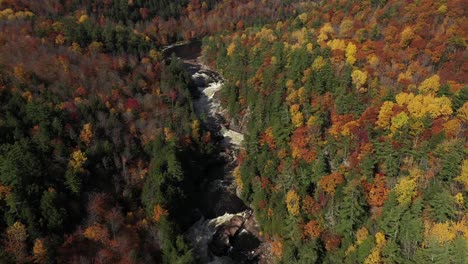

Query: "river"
<box><xmin>163</xmin><ymin>42</ymin><xmax>266</xmax><ymax>264</ymax></box>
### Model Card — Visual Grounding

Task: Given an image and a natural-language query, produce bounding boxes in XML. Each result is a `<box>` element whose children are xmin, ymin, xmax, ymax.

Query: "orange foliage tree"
<box><xmin>363</xmin><ymin>174</ymin><xmax>390</xmax><ymax>207</ymax></box>
<box><xmin>303</xmin><ymin>220</ymin><xmax>322</xmax><ymax>238</ymax></box>
<box><xmin>318</xmin><ymin>172</ymin><xmax>345</xmax><ymax>195</ymax></box>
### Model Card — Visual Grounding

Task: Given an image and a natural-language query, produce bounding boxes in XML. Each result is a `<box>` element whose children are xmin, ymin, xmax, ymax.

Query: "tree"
<box><xmin>32</xmin><ymin>239</ymin><xmax>47</xmax><ymax>264</ymax></box>
<box><xmin>318</xmin><ymin>172</ymin><xmax>344</xmax><ymax>195</ymax></box>
<box><xmin>363</xmin><ymin>174</ymin><xmax>390</xmax><ymax>207</ymax></box>
<box><xmin>302</xmin><ymin>195</ymin><xmax>320</xmax><ymax>216</ymax></box>
<box><xmin>303</xmin><ymin>220</ymin><xmax>322</xmax><ymax>239</ymax></box>
<box><xmin>418</xmin><ymin>75</ymin><xmax>440</xmax><ymax>94</ymax></box>
<box><xmin>40</xmin><ymin>189</ymin><xmax>66</xmax><ymax>230</ymax></box>
<box><xmin>226</xmin><ymin>42</ymin><xmax>236</xmax><ymax>57</ymax></box>
<box><xmin>400</xmin><ymin>27</ymin><xmax>415</xmax><ymax>47</ymax></box>
<box><xmin>376</xmin><ymin>101</ymin><xmax>395</xmax><ymax>129</ymax></box>
<box><xmin>454</xmin><ymin>160</ymin><xmax>468</xmax><ymax>190</ymax></box>
<box><xmin>4</xmin><ymin>222</ymin><xmax>28</xmax><ymax>263</ymax></box>
<box><xmin>83</xmin><ymin>224</ymin><xmax>109</xmax><ymax>243</ymax></box>
<box><xmin>426</xmin><ymin>185</ymin><xmax>455</xmax><ymax>222</ymax></box>
<box><xmin>79</xmin><ymin>123</ymin><xmax>93</xmax><ymax>145</ymax></box>
<box><xmin>318</xmin><ymin>23</ymin><xmax>334</xmax><ymax>44</ymax></box>
<box><xmin>351</xmin><ymin>69</ymin><xmax>368</xmax><ymax>90</ymax></box>
<box><xmin>394</xmin><ymin>176</ymin><xmax>417</xmax><ymax>206</ymax></box>
<box><xmin>286</xmin><ymin>189</ymin><xmax>300</xmax><ymax>216</ymax></box>
<box><xmin>390</xmin><ymin>112</ymin><xmax>409</xmax><ymax>133</ymax></box>
<box><xmin>364</xmin><ymin>232</ymin><xmax>386</xmax><ymax>264</ymax></box>
<box><xmin>68</xmin><ymin>150</ymin><xmax>87</xmax><ymax>172</ymax></box>
<box><xmin>153</xmin><ymin>204</ymin><xmax>168</xmax><ymax>223</ymax></box>
<box><xmin>346</xmin><ymin>42</ymin><xmax>357</xmax><ymax>65</ymax></box>
<box><xmin>338</xmin><ymin>184</ymin><xmax>367</xmax><ymax>237</ymax></box>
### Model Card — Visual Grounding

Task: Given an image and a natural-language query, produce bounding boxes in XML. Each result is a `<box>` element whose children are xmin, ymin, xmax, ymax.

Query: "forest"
<box><xmin>0</xmin><ymin>0</ymin><xmax>466</xmax><ymax>263</ymax></box>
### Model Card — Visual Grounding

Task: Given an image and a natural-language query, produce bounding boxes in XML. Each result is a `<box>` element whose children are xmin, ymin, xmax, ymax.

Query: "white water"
<box><xmin>192</xmin><ymin>71</ymin><xmax>244</xmax><ymax>148</ymax></box>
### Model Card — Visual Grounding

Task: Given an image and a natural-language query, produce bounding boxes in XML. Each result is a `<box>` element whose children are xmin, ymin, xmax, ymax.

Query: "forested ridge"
<box><xmin>202</xmin><ymin>0</ymin><xmax>467</xmax><ymax>263</ymax></box>
<box><xmin>0</xmin><ymin>0</ymin><xmax>466</xmax><ymax>263</ymax></box>
<box><xmin>0</xmin><ymin>0</ymin><xmax>307</xmax><ymax>262</ymax></box>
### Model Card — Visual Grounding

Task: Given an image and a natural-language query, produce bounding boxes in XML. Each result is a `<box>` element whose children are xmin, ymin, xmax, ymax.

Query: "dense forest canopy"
<box><xmin>202</xmin><ymin>0</ymin><xmax>467</xmax><ymax>263</ymax></box>
<box><xmin>0</xmin><ymin>0</ymin><xmax>466</xmax><ymax>263</ymax></box>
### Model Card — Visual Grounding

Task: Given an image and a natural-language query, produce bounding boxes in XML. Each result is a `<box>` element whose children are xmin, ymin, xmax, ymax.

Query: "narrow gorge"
<box><xmin>163</xmin><ymin>42</ymin><xmax>267</xmax><ymax>263</ymax></box>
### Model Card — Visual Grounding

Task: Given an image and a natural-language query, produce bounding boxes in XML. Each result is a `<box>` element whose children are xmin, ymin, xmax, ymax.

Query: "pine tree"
<box><xmin>337</xmin><ymin>184</ymin><xmax>367</xmax><ymax>238</ymax></box>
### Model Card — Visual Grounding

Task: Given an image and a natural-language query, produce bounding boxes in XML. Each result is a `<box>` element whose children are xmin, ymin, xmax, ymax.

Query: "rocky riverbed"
<box><xmin>163</xmin><ymin>42</ymin><xmax>269</xmax><ymax>263</ymax></box>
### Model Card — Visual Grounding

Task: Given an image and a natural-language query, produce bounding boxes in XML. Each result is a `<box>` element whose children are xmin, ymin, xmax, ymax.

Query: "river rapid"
<box><xmin>163</xmin><ymin>42</ymin><xmax>265</xmax><ymax>264</ymax></box>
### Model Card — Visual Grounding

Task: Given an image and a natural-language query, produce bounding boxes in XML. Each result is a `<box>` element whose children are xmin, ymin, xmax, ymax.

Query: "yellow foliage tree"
<box><xmin>291</xmin><ymin>111</ymin><xmax>304</xmax><ymax>128</ymax></box>
<box><xmin>191</xmin><ymin>119</ymin><xmax>200</xmax><ymax>139</ymax></box>
<box><xmin>164</xmin><ymin>127</ymin><xmax>175</xmax><ymax>141</ymax></box>
<box><xmin>367</xmin><ymin>54</ymin><xmax>379</xmax><ymax>67</ymax></box>
<box><xmin>340</xmin><ymin>19</ymin><xmax>353</xmax><ymax>36</ymax></box>
<box><xmin>255</xmin><ymin>27</ymin><xmax>276</xmax><ymax>42</ymax></box>
<box><xmin>364</xmin><ymin>232</ymin><xmax>386</xmax><ymax>264</ymax></box>
<box><xmin>227</xmin><ymin>42</ymin><xmax>236</xmax><ymax>57</ymax></box>
<box><xmin>346</xmin><ymin>42</ymin><xmax>357</xmax><ymax>65</ymax></box>
<box><xmin>418</xmin><ymin>74</ymin><xmax>440</xmax><ymax>94</ymax></box>
<box><xmin>291</xmin><ymin>27</ymin><xmax>308</xmax><ymax>46</ymax></box>
<box><xmin>286</xmin><ymin>189</ymin><xmax>300</xmax><ymax>216</ymax></box>
<box><xmin>397</xmin><ymin>69</ymin><xmax>412</xmax><ymax>83</ymax></box>
<box><xmin>376</xmin><ymin>101</ymin><xmax>395</xmax><ymax>129</ymax></box>
<box><xmin>78</xmin><ymin>14</ymin><xmax>89</xmax><ymax>23</ymax></box>
<box><xmin>5</xmin><ymin>222</ymin><xmax>28</xmax><ymax>262</ymax></box>
<box><xmin>298</xmin><ymin>13</ymin><xmax>308</xmax><ymax>23</ymax></box>
<box><xmin>351</xmin><ymin>69</ymin><xmax>368</xmax><ymax>90</ymax></box>
<box><xmin>327</xmin><ymin>39</ymin><xmax>346</xmax><ymax>51</ymax></box>
<box><xmin>390</xmin><ymin>112</ymin><xmax>409</xmax><ymax>133</ymax></box>
<box><xmin>400</xmin><ymin>26</ymin><xmax>415</xmax><ymax>47</ymax></box>
<box><xmin>406</xmin><ymin>94</ymin><xmax>452</xmax><ymax>118</ymax></box>
<box><xmin>312</xmin><ymin>56</ymin><xmax>326</xmax><ymax>71</ymax></box>
<box><xmin>457</xmin><ymin>102</ymin><xmax>468</xmax><ymax>122</ymax></box>
<box><xmin>424</xmin><ymin>221</ymin><xmax>456</xmax><ymax>244</ymax></box>
<box><xmin>7</xmin><ymin>221</ymin><xmax>27</xmax><ymax>243</ymax></box>
<box><xmin>443</xmin><ymin>119</ymin><xmax>461</xmax><ymax>137</ymax></box>
<box><xmin>454</xmin><ymin>160</ymin><xmax>468</xmax><ymax>190</ymax></box>
<box><xmin>233</xmin><ymin>166</ymin><xmax>243</xmax><ymax>191</ymax></box>
<box><xmin>364</xmin><ymin>247</ymin><xmax>381</xmax><ymax>264</ymax></box>
<box><xmin>297</xmin><ymin>87</ymin><xmax>307</xmax><ymax>104</ymax></box>
<box><xmin>70</xmin><ymin>42</ymin><xmax>82</xmax><ymax>53</ymax></box>
<box><xmin>394</xmin><ymin>176</ymin><xmax>417</xmax><ymax>205</ymax></box>
<box><xmin>454</xmin><ymin>193</ymin><xmax>464</xmax><ymax>206</ymax></box>
<box><xmin>356</xmin><ymin>227</ymin><xmax>369</xmax><ymax>245</ymax></box>
<box><xmin>396</xmin><ymin>92</ymin><xmax>415</xmax><ymax>106</ymax></box>
<box><xmin>317</xmin><ymin>23</ymin><xmax>334</xmax><ymax>44</ymax></box>
<box><xmin>307</xmin><ymin>115</ymin><xmax>318</xmax><ymax>127</ymax></box>
<box><xmin>341</xmin><ymin>120</ymin><xmax>359</xmax><ymax>137</ymax></box>
<box><xmin>69</xmin><ymin>150</ymin><xmax>87</xmax><ymax>171</ymax></box>
<box><xmin>375</xmin><ymin>232</ymin><xmax>386</xmax><ymax>246</ymax></box>
<box><xmin>22</xmin><ymin>91</ymin><xmax>33</xmax><ymax>102</ymax></box>
<box><xmin>149</xmin><ymin>49</ymin><xmax>161</xmax><ymax>61</ymax></box>
<box><xmin>290</xmin><ymin>104</ymin><xmax>304</xmax><ymax>127</ymax></box>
